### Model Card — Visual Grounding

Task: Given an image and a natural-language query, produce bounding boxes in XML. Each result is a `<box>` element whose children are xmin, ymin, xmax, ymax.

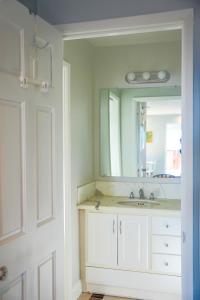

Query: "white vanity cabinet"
<box><xmin>84</xmin><ymin>211</ymin><xmax>181</xmax><ymax>300</ymax></box>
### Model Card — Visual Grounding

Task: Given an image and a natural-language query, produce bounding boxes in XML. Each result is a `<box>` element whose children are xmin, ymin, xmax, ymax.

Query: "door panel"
<box><xmin>36</xmin><ymin>106</ymin><xmax>55</xmax><ymax>226</ymax></box>
<box><xmin>1</xmin><ymin>273</ymin><xmax>26</xmax><ymax>300</ymax></box>
<box><xmin>37</xmin><ymin>253</ymin><xmax>55</xmax><ymax>300</ymax></box>
<box><xmin>87</xmin><ymin>213</ymin><xmax>117</xmax><ymax>268</ymax></box>
<box><xmin>118</xmin><ymin>215</ymin><xmax>148</xmax><ymax>271</ymax></box>
<box><xmin>0</xmin><ymin>17</ymin><xmax>22</xmax><ymax>74</ymax></box>
<box><xmin>0</xmin><ymin>99</ymin><xmax>26</xmax><ymax>244</ymax></box>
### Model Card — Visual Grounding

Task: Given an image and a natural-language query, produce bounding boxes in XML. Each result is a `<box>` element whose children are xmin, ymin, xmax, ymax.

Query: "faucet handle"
<box><xmin>129</xmin><ymin>192</ymin><xmax>134</xmax><ymax>199</ymax></box>
<box><xmin>139</xmin><ymin>188</ymin><xmax>145</xmax><ymax>199</ymax></box>
<box><xmin>149</xmin><ymin>192</ymin><xmax>155</xmax><ymax>200</ymax></box>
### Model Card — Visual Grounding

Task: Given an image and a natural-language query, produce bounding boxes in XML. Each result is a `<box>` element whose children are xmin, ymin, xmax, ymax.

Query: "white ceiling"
<box><xmin>87</xmin><ymin>30</ymin><xmax>181</xmax><ymax>48</ymax></box>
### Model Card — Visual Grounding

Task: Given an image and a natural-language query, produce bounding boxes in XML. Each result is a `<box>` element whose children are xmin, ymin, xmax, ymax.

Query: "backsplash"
<box><xmin>77</xmin><ymin>182</ymin><xmax>96</xmax><ymax>203</ymax></box>
<box><xmin>96</xmin><ymin>181</ymin><xmax>181</xmax><ymax>200</ymax></box>
<box><xmin>78</xmin><ymin>181</ymin><xmax>181</xmax><ymax>203</ymax></box>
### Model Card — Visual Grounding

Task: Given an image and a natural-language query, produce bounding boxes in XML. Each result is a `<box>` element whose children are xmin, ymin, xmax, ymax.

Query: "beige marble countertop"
<box><xmin>77</xmin><ymin>195</ymin><xmax>181</xmax><ymax>216</ymax></box>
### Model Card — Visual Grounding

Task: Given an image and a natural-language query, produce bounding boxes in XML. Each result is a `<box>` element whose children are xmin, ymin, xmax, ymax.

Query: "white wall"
<box><xmin>63</xmin><ymin>40</ymin><xmax>95</xmax><ymax>287</ymax></box>
<box><xmin>94</xmin><ymin>41</ymin><xmax>181</xmax><ymax>178</ymax></box>
<box><xmin>94</xmin><ymin>41</ymin><xmax>181</xmax><ymax>89</ymax></box>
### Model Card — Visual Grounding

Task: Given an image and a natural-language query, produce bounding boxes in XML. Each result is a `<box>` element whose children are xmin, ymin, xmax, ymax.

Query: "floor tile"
<box><xmin>78</xmin><ymin>293</ymin><xmax>91</xmax><ymax>300</ymax></box>
<box><xmin>104</xmin><ymin>297</ymin><xmax>134</xmax><ymax>300</ymax></box>
<box><xmin>78</xmin><ymin>294</ymin><xmax>136</xmax><ymax>300</ymax></box>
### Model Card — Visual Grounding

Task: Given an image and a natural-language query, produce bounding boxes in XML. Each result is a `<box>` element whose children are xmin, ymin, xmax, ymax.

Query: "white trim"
<box><xmin>97</xmin><ymin>176</ymin><xmax>181</xmax><ymax>184</ymax></box>
<box><xmin>57</xmin><ymin>9</ymin><xmax>193</xmax><ymax>40</ymax></box>
<box><xmin>180</xmin><ymin>10</ymin><xmax>193</xmax><ymax>300</ymax></box>
<box><xmin>62</xmin><ymin>9</ymin><xmax>194</xmax><ymax>300</ymax></box>
<box><xmin>63</xmin><ymin>61</ymin><xmax>73</xmax><ymax>300</ymax></box>
<box><xmin>72</xmin><ymin>280</ymin><xmax>82</xmax><ymax>300</ymax></box>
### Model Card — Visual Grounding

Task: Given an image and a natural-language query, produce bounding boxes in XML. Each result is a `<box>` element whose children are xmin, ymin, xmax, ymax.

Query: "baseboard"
<box><xmin>86</xmin><ymin>283</ymin><xmax>181</xmax><ymax>300</ymax></box>
<box><xmin>72</xmin><ymin>280</ymin><xmax>82</xmax><ymax>300</ymax></box>
<box><xmin>85</xmin><ymin>267</ymin><xmax>181</xmax><ymax>300</ymax></box>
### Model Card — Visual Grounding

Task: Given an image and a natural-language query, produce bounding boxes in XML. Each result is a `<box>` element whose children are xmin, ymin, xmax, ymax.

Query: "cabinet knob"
<box><xmin>0</xmin><ymin>266</ymin><xmax>8</xmax><ymax>281</ymax></box>
<box><xmin>164</xmin><ymin>262</ymin><xmax>169</xmax><ymax>267</ymax></box>
<box><xmin>165</xmin><ymin>224</ymin><xmax>169</xmax><ymax>228</ymax></box>
<box><xmin>165</xmin><ymin>243</ymin><xmax>169</xmax><ymax>247</ymax></box>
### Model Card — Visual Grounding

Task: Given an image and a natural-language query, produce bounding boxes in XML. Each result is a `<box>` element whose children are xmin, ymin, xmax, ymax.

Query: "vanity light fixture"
<box><xmin>125</xmin><ymin>70</ymin><xmax>170</xmax><ymax>84</ymax></box>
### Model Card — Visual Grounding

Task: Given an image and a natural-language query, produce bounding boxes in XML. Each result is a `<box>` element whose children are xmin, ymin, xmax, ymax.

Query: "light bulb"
<box><xmin>126</xmin><ymin>72</ymin><xmax>136</xmax><ymax>82</ymax></box>
<box><xmin>158</xmin><ymin>70</ymin><xmax>167</xmax><ymax>80</ymax></box>
<box><xmin>142</xmin><ymin>72</ymin><xmax>151</xmax><ymax>80</ymax></box>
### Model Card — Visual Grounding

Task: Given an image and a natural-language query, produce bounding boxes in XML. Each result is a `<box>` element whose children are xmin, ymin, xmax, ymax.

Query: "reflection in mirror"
<box><xmin>100</xmin><ymin>87</ymin><xmax>181</xmax><ymax>178</ymax></box>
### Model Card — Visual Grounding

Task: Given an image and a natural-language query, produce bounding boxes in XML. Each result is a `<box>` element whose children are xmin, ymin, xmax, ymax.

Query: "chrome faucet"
<box><xmin>139</xmin><ymin>188</ymin><xmax>145</xmax><ymax>199</ymax></box>
<box><xmin>129</xmin><ymin>192</ymin><xmax>134</xmax><ymax>199</ymax></box>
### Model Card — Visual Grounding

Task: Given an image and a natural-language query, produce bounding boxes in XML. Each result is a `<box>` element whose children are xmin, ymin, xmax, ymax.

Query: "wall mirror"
<box><xmin>100</xmin><ymin>86</ymin><xmax>181</xmax><ymax>178</ymax></box>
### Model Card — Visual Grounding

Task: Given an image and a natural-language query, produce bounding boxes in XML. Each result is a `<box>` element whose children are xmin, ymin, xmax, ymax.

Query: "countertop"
<box><xmin>77</xmin><ymin>195</ymin><xmax>181</xmax><ymax>216</ymax></box>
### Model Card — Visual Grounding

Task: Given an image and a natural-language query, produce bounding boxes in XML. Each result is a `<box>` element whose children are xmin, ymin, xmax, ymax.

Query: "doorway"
<box><xmin>62</xmin><ymin>10</ymin><xmax>193</xmax><ymax>300</ymax></box>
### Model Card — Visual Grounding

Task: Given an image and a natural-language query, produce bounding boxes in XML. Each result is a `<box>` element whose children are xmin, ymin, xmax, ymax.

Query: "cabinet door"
<box><xmin>86</xmin><ymin>212</ymin><xmax>117</xmax><ymax>267</ymax></box>
<box><xmin>118</xmin><ymin>215</ymin><xmax>149</xmax><ymax>271</ymax></box>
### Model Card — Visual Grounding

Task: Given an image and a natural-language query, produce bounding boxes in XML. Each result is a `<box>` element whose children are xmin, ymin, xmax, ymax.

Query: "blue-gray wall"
<box><xmin>193</xmin><ymin>5</ymin><xmax>200</xmax><ymax>300</ymax></box>
<box><xmin>37</xmin><ymin>0</ymin><xmax>198</xmax><ymax>25</ymax></box>
<box><xmin>18</xmin><ymin>0</ymin><xmax>37</xmax><ymax>14</ymax></box>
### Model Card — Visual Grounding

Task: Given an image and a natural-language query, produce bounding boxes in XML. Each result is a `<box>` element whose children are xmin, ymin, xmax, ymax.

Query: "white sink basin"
<box><xmin>118</xmin><ymin>199</ymin><xmax>160</xmax><ymax>206</ymax></box>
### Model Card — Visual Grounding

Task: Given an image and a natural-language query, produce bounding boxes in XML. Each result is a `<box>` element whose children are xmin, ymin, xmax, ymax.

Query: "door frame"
<box><xmin>63</xmin><ymin>61</ymin><xmax>73</xmax><ymax>300</ymax></box>
<box><xmin>61</xmin><ymin>9</ymin><xmax>194</xmax><ymax>300</ymax></box>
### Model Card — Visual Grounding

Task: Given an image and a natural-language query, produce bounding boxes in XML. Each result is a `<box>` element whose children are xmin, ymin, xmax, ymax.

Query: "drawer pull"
<box><xmin>164</xmin><ymin>262</ymin><xmax>169</xmax><ymax>266</ymax></box>
<box><xmin>119</xmin><ymin>220</ymin><xmax>122</xmax><ymax>234</ymax></box>
<box><xmin>113</xmin><ymin>220</ymin><xmax>115</xmax><ymax>234</ymax></box>
<box><xmin>165</xmin><ymin>243</ymin><xmax>169</xmax><ymax>247</ymax></box>
<box><xmin>165</xmin><ymin>224</ymin><xmax>169</xmax><ymax>228</ymax></box>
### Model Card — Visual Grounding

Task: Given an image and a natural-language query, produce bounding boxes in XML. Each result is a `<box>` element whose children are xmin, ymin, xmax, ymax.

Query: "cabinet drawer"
<box><xmin>152</xmin><ymin>217</ymin><xmax>181</xmax><ymax>236</ymax></box>
<box><xmin>152</xmin><ymin>235</ymin><xmax>181</xmax><ymax>255</ymax></box>
<box><xmin>152</xmin><ymin>254</ymin><xmax>181</xmax><ymax>275</ymax></box>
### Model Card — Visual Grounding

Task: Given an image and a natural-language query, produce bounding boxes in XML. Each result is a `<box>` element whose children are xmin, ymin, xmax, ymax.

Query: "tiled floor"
<box><xmin>78</xmin><ymin>293</ymin><xmax>135</xmax><ymax>300</ymax></box>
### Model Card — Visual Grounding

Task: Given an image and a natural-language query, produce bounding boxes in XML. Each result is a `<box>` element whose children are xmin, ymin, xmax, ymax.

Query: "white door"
<box><xmin>86</xmin><ymin>213</ymin><xmax>117</xmax><ymax>268</ymax></box>
<box><xmin>118</xmin><ymin>215</ymin><xmax>148</xmax><ymax>271</ymax></box>
<box><xmin>0</xmin><ymin>1</ymin><xmax>64</xmax><ymax>299</ymax></box>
